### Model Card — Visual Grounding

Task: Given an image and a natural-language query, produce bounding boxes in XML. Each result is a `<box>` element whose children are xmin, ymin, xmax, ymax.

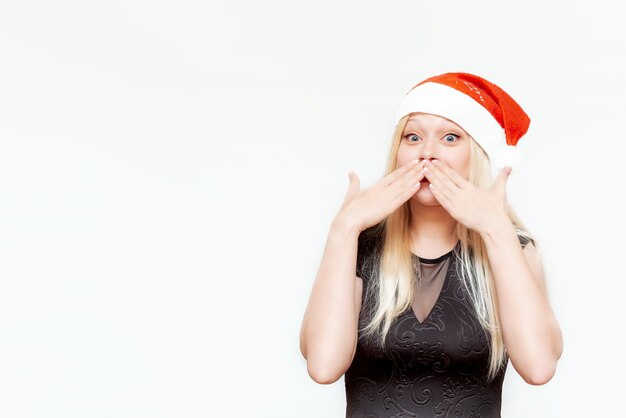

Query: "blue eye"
<box><xmin>403</xmin><ymin>133</ymin><xmax>460</xmax><ymax>143</ymax></box>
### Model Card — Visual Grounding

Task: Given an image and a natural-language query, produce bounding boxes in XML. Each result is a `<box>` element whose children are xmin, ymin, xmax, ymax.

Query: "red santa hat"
<box><xmin>392</xmin><ymin>72</ymin><xmax>531</xmax><ymax>177</ymax></box>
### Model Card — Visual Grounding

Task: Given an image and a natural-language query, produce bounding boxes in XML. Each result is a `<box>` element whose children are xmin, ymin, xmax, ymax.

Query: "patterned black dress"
<box><xmin>345</xmin><ymin>225</ymin><xmax>531</xmax><ymax>417</ymax></box>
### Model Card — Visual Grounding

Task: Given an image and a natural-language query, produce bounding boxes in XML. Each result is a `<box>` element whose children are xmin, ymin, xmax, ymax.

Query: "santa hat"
<box><xmin>392</xmin><ymin>72</ymin><xmax>531</xmax><ymax>177</ymax></box>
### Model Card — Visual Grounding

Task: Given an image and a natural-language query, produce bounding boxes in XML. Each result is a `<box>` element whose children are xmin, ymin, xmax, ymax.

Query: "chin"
<box><xmin>412</xmin><ymin>187</ymin><xmax>440</xmax><ymax>205</ymax></box>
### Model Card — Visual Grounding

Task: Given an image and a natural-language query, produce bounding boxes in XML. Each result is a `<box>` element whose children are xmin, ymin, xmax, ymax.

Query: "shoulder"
<box><xmin>358</xmin><ymin>223</ymin><xmax>384</xmax><ymax>253</ymax></box>
<box><xmin>356</xmin><ymin>223</ymin><xmax>384</xmax><ymax>280</ymax></box>
<box><xmin>517</xmin><ymin>235</ymin><xmax>547</xmax><ymax>291</ymax></box>
<box><xmin>517</xmin><ymin>234</ymin><xmax>535</xmax><ymax>249</ymax></box>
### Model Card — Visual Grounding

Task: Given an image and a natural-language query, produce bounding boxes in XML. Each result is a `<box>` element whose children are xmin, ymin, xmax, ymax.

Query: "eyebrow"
<box><xmin>405</xmin><ymin>120</ymin><xmax>460</xmax><ymax>133</ymax></box>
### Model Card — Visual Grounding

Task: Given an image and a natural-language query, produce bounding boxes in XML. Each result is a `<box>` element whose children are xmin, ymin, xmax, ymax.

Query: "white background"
<box><xmin>1</xmin><ymin>1</ymin><xmax>624</xmax><ymax>417</ymax></box>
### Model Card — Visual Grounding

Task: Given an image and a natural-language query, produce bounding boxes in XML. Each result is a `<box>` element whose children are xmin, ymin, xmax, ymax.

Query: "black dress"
<box><xmin>345</xmin><ymin>226</ymin><xmax>531</xmax><ymax>418</ymax></box>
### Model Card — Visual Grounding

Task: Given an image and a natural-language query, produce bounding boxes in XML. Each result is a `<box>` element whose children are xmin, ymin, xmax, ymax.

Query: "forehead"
<box><xmin>405</xmin><ymin>112</ymin><xmax>461</xmax><ymax>129</ymax></box>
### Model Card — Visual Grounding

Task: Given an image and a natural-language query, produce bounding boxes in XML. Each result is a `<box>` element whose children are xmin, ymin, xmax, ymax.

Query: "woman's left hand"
<box><xmin>422</xmin><ymin>159</ymin><xmax>512</xmax><ymax>234</ymax></box>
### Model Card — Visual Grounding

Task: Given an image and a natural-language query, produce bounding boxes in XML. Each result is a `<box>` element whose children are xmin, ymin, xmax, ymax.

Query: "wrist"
<box><xmin>331</xmin><ymin>213</ymin><xmax>362</xmax><ymax>238</ymax></box>
<box><xmin>479</xmin><ymin>214</ymin><xmax>513</xmax><ymax>238</ymax></box>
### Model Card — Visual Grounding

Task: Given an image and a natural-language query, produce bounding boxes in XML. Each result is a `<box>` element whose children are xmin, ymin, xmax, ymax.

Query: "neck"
<box><xmin>408</xmin><ymin>200</ymin><xmax>458</xmax><ymax>254</ymax></box>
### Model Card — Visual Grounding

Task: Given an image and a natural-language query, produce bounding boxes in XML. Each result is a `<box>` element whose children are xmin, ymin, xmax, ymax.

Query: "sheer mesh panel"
<box><xmin>411</xmin><ymin>249</ymin><xmax>453</xmax><ymax>323</ymax></box>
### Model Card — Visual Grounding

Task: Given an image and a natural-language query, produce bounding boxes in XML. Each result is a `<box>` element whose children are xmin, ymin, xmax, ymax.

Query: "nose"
<box><xmin>420</xmin><ymin>145</ymin><xmax>435</xmax><ymax>163</ymax></box>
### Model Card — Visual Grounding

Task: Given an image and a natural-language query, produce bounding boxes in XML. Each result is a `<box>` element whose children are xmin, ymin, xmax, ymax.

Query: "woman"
<box><xmin>299</xmin><ymin>72</ymin><xmax>563</xmax><ymax>417</ymax></box>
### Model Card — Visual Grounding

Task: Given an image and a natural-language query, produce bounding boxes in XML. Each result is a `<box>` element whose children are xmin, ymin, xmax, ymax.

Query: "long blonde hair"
<box><xmin>358</xmin><ymin>113</ymin><xmax>539</xmax><ymax>382</ymax></box>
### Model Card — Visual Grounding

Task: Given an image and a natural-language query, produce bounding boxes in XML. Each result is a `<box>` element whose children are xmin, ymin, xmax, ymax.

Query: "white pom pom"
<box><xmin>489</xmin><ymin>144</ymin><xmax>523</xmax><ymax>179</ymax></box>
<box><xmin>500</xmin><ymin>145</ymin><xmax>522</xmax><ymax>173</ymax></box>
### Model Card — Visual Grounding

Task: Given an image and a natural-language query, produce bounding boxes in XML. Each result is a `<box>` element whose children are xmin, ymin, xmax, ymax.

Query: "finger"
<box><xmin>389</xmin><ymin>160</ymin><xmax>426</xmax><ymax>195</ymax></box>
<box><xmin>348</xmin><ymin>171</ymin><xmax>360</xmax><ymax>193</ymax></box>
<box><xmin>341</xmin><ymin>171</ymin><xmax>360</xmax><ymax>205</ymax></box>
<box><xmin>382</xmin><ymin>159</ymin><xmax>422</xmax><ymax>187</ymax></box>
<box><xmin>390</xmin><ymin>176</ymin><xmax>423</xmax><ymax>207</ymax></box>
<box><xmin>423</xmin><ymin>161</ymin><xmax>456</xmax><ymax>196</ymax></box>
<box><xmin>427</xmin><ymin>181</ymin><xmax>453</xmax><ymax>210</ymax></box>
<box><xmin>383</xmin><ymin>160</ymin><xmax>426</xmax><ymax>203</ymax></box>
<box><xmin>430</xmin><ymin>159</ymin><xmax>469</xmax><ymax>189</ymax></box>
<box><xmin>491</xmin><ymin>166</ymin><xmax>511</xmax><ymax>194</ymax></box>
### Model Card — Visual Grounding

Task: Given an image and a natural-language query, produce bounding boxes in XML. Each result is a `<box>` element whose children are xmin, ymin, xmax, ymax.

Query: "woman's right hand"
<box><xmin>335</xmin><ymin>159</ymin><xmax>427</xmax><ymax>233</ymax></box>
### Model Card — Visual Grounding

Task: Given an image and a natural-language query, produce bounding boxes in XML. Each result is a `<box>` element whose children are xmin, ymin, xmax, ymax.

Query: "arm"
<box><xmin>300</xmin><ymin>162</ymin><xmax>423</xmax><ymax>383</ymax></box>
<box><xmin>299</xmin><ymin>216</ymin><xmax>362</xmax><ymax>384</ymax></box>
<box><xmin>480</xmin><ymin>217</ymin><xmax>564</xmax><ymax>385</ymax></box>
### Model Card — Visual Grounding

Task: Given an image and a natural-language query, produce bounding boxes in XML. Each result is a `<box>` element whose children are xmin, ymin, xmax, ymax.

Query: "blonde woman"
<box><xmin>299</xmin><ymin>72</ymin><xmax>563</xmax><ymax>417</ymax></box>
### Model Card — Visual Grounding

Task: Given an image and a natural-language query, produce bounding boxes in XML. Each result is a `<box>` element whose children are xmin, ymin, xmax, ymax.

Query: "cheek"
<box><xmin>458</xmin><ymin>161</ymin><xmax>469</xmax><ymax>178</ymax></box>
<box><xmin>452</xmin><ymin>147</ymin><xmax>471</xmax><ymax>178</ymax></box>
<box><xmin>395</xmin><ymin>148</ymin><xmax>413</xmax><ymax>168</ymax></box>
<box><xmin>397</xmin><ymin>157</ymin><xmax>412</xmax><ymax>169</ymax></box>
<box><xmin>443</xmin><ymin>158</ymin><xmax>470</xmax><ymax>180</ymax></box>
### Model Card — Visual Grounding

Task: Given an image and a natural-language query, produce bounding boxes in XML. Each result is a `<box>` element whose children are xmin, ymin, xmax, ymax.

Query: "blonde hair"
<box><xmin>358</xmin><ymin>113</ymin><xmax>539</xmax><ymax>382</ymax></box>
